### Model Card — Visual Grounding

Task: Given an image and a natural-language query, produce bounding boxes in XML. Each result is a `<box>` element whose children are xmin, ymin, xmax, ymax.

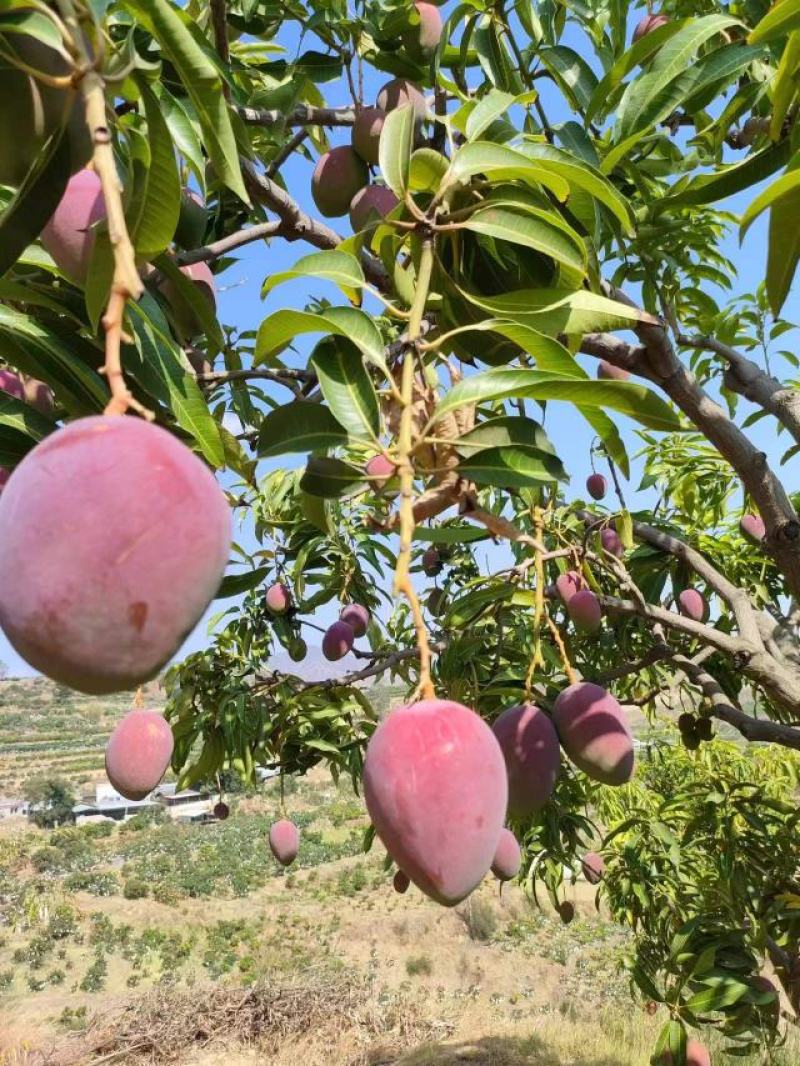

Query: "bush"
<box><xmin>80</xmin><ymin>953</ymin><xmax>108</xmax><ymax>992</ymax></box>
<box><xmin>405</xmin><ymin>954</ymin><xmax>432</xmax><ymax>976</ymax></box>
<box><xmin>460</xmin><ymin>896</ymin><xmax>498</xmax><ymax>943</ymax></box>
<box><xmin>123</xmin><ymin>878</ymin><xmax>148</xmax><ymax>899</ymax></box>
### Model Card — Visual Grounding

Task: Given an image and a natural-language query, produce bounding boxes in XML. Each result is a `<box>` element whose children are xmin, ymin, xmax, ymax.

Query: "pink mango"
<box><xmin>363</xmin><ymin>698</ymin><xmax>508</xmax><ymax>906</ymax></box>
<box><xmin>41</xmin><ymin>169</ymin><xmax>106</xmax><ymax>283</ymax></box>
<box><xmin>105</xmin><ymin>710</ymin><xmax>174</xmax><ymax>800</ymax></box>
<box><xmin>581</xmin><ymin>851</ymin><xmax>604</xmax><ymax>885</ymax></box>
<box><xmin>322</xmin><ymin>620</ymin><xmax>355</xmax><ymax>660</ymax></box>
<box><xmin>491</xmin><ymin>828</ymin><xmax>521</xmax><ymax>882</ymax></box>
<box><xmin>492</xmin><ymin>703</ymin><xmax>560</xmax><ymax>816</ymax></box>
<box><xmin>600</xmin><ymin>527</ymin><xmax>624</xmax><ymax>557</ymax></box>
<box><xmin>269</xmin><ymin>819</ymin><xmax>300</xmax><ymax>866</ymax></box>
<box><xmin>567</xmin><ymin>589</ymin><xmax>603</xmax><ymax>633</ymax></box>
<box><xmin>340</xmin><ymin>603</ymin><xmax>369</xmax><ymax>637</ymax></box>
<box><xmin>553</xmin><ymin>682</ymin><xmax>635</xmax><ymax>786</ymax></box>
<box><xmin>266</xmin><ymin>582</ymin><xmax>291</xmax><ymax>615</ymax></box>
<box><xmin>597</xmin><ymin>361</ymin><xmax>630</xmax><ymax>381</ymax></box>
<box><xmin>0</xmin><ymin>416</ymin><xmax>231</xmax><ymax>694</ymax></box>
<box><xmin>740</xmin><ymin>513</ymin><xmax>766</xmax><ymax>542</ymax></box>
<box><xmin>677</xmin><ymin>589</ymin><xmax>708</xmax><ymax>623</ymax></box>
<box><xmin>555</xmin><ymin>570</ymin><xmax>583</xmax><ymax>604</ymax></box>
<box><xmin>586</xmin><ymin>473</ymin><xmax>607</xmax><ymax>500</ymax></box>
<box><xmin>349</xmin><ymin>185</ymin><xmax>399</xmax><ymax>231</ymax></box>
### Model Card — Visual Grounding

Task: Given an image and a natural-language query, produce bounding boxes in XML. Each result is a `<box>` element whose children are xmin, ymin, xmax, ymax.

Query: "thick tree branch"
<box><xmin>591</xmin><ymin>643</ymin><xmax>673</xmax><ymax>685</ymax></box>
<box><xmin>241</xmin><ymin>159</ymin><xmax>390</xmax><ymax>291</ymax></box>
<box><xmin>176</xmin><ymin>221</ymin><xmax>281</xmax><ymax>265</ymax></box>
<box><xmin>673</xmin><ymin>654</ymin><xmax>800</xmax><ymax>751</ymax></box>
<box><xmin>599</xmin><ymin>594</ymin><xmax>752</xmax><ymax>657</ymax></box>
<box><xmin>594</xmin><ymin>285</ymin><xmax>800</xmax><ymax>600</ymax></box>
<box><xmin>678</xmin><ymin>333</ymin><xmax>800</xmax><ymax>447</ymax></box>
<box><xmin>197</xmin><ymin>367</ymin><xmax>313</xmax><ymax>391</ymax></box>
<box><xmin>236</xmin><ymin>104</ymin><xmax>357</xmax><ymax>128</ymax></box>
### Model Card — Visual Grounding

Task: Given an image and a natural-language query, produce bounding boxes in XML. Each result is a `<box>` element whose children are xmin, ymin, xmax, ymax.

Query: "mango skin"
<box><xmin>311</xmin><ymin>146</ymin><xmax>368</xmax><ymax>218</ymax></box>
<box><xmin>269</xmin><ymin>819</ymin><xmax>299</xmax><ymax>866</ymax></box>
<box><xmin>41</xmin><ymin>169</ymin><xmax>106</xmax><ymax>283</ymax></box>
<box><xmin>0</xmin><ymin>416</ymin><xmax>231</xmax><ymax>694</ymax></box>
<box><xmin>322</xmin><ymin>620</ymin><xmax>354</xmax><ymax>660</ymax></box>
<box><xmin>553</xmin><ymin>682</ymin><xmax>635</xmax><ymax>787</ymax></box>
<box><xmin>491</xmin><ymin>828</ymin><xmax>521</xmax><ymax>882</ymax></box>
<box><xmin>352</xmin><ymin>107</ymin><xmax>385</xmax><ymax>165</ymax></box>
<box><xmin>492</xmin><ymin>703</ymin><xmax>560</xmax><ymax>816</ymax></box>
<box><xmin>105</xmin><ymin>709</ymin><xmax>174</xmax><ymax>801</ymax></box>
<box><xmin>363</xmin><ymin>699</ymin><xmax>508</xmax><ymax>906</ymax></box>
<box><xmin>349</xmin><ymin>185</ymin><xmax>399</xmax><ymax>232</ymax></box>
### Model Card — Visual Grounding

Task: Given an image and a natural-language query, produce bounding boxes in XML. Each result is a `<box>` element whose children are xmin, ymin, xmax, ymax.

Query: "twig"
<box><xmin>236</xmin><ymin>104</ymin><xmax>357</xmax><ymax>128</ymax></box>
<box><xmin>176</xmin><ymin>221</ymin><xmax>282</xmax><ymax>266</ymax></box>
<box><xmin>394</xmin><ymin>238</ymin><xmax>436</xmax><ymax>701</ymax></box>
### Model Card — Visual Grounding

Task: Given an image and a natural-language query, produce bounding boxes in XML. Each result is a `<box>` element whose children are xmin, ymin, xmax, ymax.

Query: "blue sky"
<box><xmin>1</xmin><ymin>6</ymin><xmax>796</xmax><ymax>678</ymax></box>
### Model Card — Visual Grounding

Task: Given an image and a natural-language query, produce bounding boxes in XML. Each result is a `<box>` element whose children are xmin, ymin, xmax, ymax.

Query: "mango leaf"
<box><xmin>770</xmin><ymin>31</ymin><xmax>800</xmax><ymax>140</ymax></box>
<box><xmin>458</xmin><ymin>285</ymin><xmax>660</xmax><ymax>335</ymax></box>
<box><xmin>750</xmin><ymin>0</ymin><xmax>800</xmax><ymax>43</ymax></box>
<box><xmin>126</xmin><ymin>297</ymin><xmax>225</xmax><ymax>467</ymax></box>
<box><xmin>764</xmin><ymin>163</ymin><xmax>800</xmax><ymax>315</ymax></box>
<box><xmin>216</xmin><ymin>566</ymin><xmax>270</xmax><ymax>599</ymax></box>
<box><xmin>124</xmin><ymin>0</ymin><xmax>248</xmax><ymax>203</ymax></box>
<box><xmin>455</xmin><ymin>414</ymin><xmax>557</xmax><ymax>456</ymax></box>
<box><xmin>465</xmin><ymin>88</ymin><xmax>517</xmax><ymax>140</ymax></box>
<box><xmin>664</xmin><ymin>138</ymin><xmax>792</xmax><ymax>206</ymax></box>
<box><xmin>450</xmin><ymin>141</ymin><xmax>571</xmax><ymax>201</ymax></box>
<box><xmin>154</xmin><ymin>253</ymin><xmax>224</xmax><ymax>356</ymax></box>
<box><xmin>519</xmin><ymin>143</ymin><xmax>634</xmax><ymax>233</ymax></box>
<box><xmin>685</xmin><ymin>977</ymin><xmax>750</xmax><ymax>1014</ymax></box>
<box><xmin>579</xmin><ymin>405</ymin><xmax>630</xmax><ymax>478</ymax></box>
<box><xmin>0</xmin><ymin>121</ymin><xmax>72</xmax><ymax>277</ymax></box>
<box><xmin>255</xmin><ymin>307</ymin><xmax>386</xmax><ymax>371</ymax></box>
<box><xmin>616</xmin><ymin>15</ymin><xmax>741</xmax><ymax>139</ymax></box>
<box><xmin>537</xmin><ymin>45</ymin><xmax>598</xmax><ymax>112</ymax></box>
<box><xmin>462</xmin><ymin>205</ymin><xmax>587</xmax><ymax>273</ymax></box>
<box><xmin>262</xmin><ymin>250</ymin><xmax>365</xmax><ymax>304</ymax></box>
<box><xmin>474</xmin><ymin>16</ymin><xmax>525</xmax><ymax>92</ymax></box>
<box><xmin>415</xmin><ymin>525</ymin><xmax>490</xmax><ymax>544</ymax></box>
<box><xmin>257</xmin><ymin>401</ymin><xmax>348</xmax><ymax>457</ymax></box>
<box><xmin>379</xmin><ymin>104</ymin><xmax>415</xmax><ymax>199</ymax></box>
<box><xmin>0</xmin><ymin>306</ymin><xmax>107</xmax><ymax>415</ymax></box>
<box><xmin>128</xmin><ymin>81</ymin><xmax>182</xmax><ymax>259</ymax></box>
<box><xmin>586</xmin><ymin>19</ymin><xmax>689</xmax><ymax>124</ymax></box>
<box><xmin>432</xmin><ymin>368</ymin><xmax>682</xmax><ymax>432</ymax></box>
<box><xmin>0</xmin><ymin>391</ymin><xmax>57</xmax><ymax>465</ymax></box>
<box><xmin>310</xmin><ymin>341</ymin><xmax>381</xmax><ymax>440</ymax></box>
<box><xmin>300</xmin><ymin>457</ymin><xmax>367</xmax><ymax>498</ymax></box>
<box><xmin>740</xmin><ymin>166</ymin><xmax>800</xmax><ymax>238</ymax></box>
<box><xmin>459</xmin><ymin>444</ymin><xmax>568</xmax><ymax>487</ymax></box>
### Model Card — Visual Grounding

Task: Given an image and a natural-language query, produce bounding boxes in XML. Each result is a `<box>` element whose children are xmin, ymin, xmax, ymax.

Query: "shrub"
<box><xmin>405</xmin><ymin>954</ymin><xmax>433</xmax><ymax>976</ymax></box>
<box><xmin>123</xmin><ymin>878</ymin><xmax>148</xmax><ymax>900</ymax></box>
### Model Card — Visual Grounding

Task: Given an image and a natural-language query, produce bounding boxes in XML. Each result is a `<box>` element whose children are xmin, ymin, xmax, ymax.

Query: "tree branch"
<box><xmin>176</xmin><ymin>221</ymin><xmax>281</xmax><ymax>265</ymax></box>
<box><xmin>598</xmin><ymin>594</ymin><xmax>751</xmax><ymax>657</ymax></box>
<box><xmin>236</xmin><ymin>104</ymin><xmax>357</xmax><ymax>128</ymax></box>
<box><xmin>596</xmin><ymin>284</ymin><xmax>800</xmax><ymax>600</ymax></box>
<box><xmin>673</xmin><ymin>654</ymin><xmax>800</xmax><ymax>751</ymax></box>
<box><xmin>678</xmin><ymin>333</ymin><xmax>800</xmax><ymax>447</ymax></box>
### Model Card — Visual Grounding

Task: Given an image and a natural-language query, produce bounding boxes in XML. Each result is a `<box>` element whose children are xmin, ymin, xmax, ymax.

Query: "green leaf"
<box><xmin>0</xmin><ymin>121</ymin><xmax>72</xmax><ymax>278</ymax></box>
<box><xmin>665</xmin><ymin>138</ymin><xmax>792</xmax><ymax>206</ymax></box>
<box><xmin>459</xmin><ymin>444</ymin><xmax>568</xmax><ymax>487</ymax></box>
<box><xmin>740</xmin><ymin>164</ymin><xmax>800</xmax><ymax>238</ymax></box>
<box><xmin>257</xmin><ymin>401</ymin><xmax>348</xmax><ymax>457</ymax></box>
<box><xmin>538</xmin><ymin>45</ymin><xmax>598</xmax><ymax>113</ymax></box>
<box><xmin>474</xmin><ymin>16</ymin><xmax>525</xmax><ymax>92</ymax></box>
<box><xmin>128</xmin><ymin>81</ymin><xmax>182</xmax><ymax>259</ymax></box>
<box><xmin>579</xmin><ymin>405</ymin><xmax>630</xmax><ymax>479</ymax></box>
<box><xmin>153</xmin><ymin>253</ymin><xmax>224</xmax><ymax>356</ymax></box>
<box><xmin>455</xmin><ymin>415</ymin><xmax>558</xmax><ymax>456</ymax></box>
<box><xmin>215</xmin><ymin>566</ymin><xmax>269</xmax><ymax>599</ymax></box>
<box><xmin>750</xmin><ymin>0</ymin><xmax>800</xmax><ymax>43</ymax></box>
<box><xmin>465</xmin><ymin>88</ymin><xmax>517</xmax><ymax>141</ymax></box>
<box><xmin>255</xmin><ymin>307</ymin><xmax>386</xmax><ymax>371</ymax></box>
<box><xmin>616</xmin><ymin>15</ymin><xmax>742</xmax><ymax>138</ymax></box>
<box><xmin>770</xmin><ymin>31</ymin><xmax>800</xmax><ymax>140</ymax></box>
<box><xmin>379</xmin><ymin>104</ymin><xmax>415</xmax><ymax>199</ymax></box>
<box><xmin>432</xmin><ymin>368</ymin><xmax>682</xmax><ymax>432</ymax></box>
<box><xmin>126</xmin><ymin>297</ymin><xmax>225</xmax><ymax>468</ymax></box>
<box><xmin>262</xmin><ymin>250</ymin><xmax>365</xmax><ymax>304</ymax></box>
<box><xmin>0</xmin><ymin>307</ymin><xmax>107</xmax><ymax>415</ymax></box>
<box><xmin>409</xmin><ymin>148</ymin><xmax>450</xmax><ymax>193</ymax></box>
<box><xmin>686</xmin><ymin>977</ymin><xmax>750</xmax><ymax>1013</ymax></box>
<box><xmin>415</xmin><ymin>525</ymin><xmax>490</xmax><ymax>544</ymax></box>
<box><xmin>450</xmin><ymin>141</ymin><xmax>571</xmax><ymax>201</ymax></box>
<box><xmin>300</xmin><ymin>457</ymin><xmax>367</xmax><ymax>498</ymax></box>
<box><xmin>586</xmin><ymin>19</ymin><xmax>689</xmax><ymax>124</ymax></box>
<box><xmin>458</xmin><ymin>285</ymin><xmax>660</xmax><ymax>335</ymax></box>
<box><xmin>519</xmin><ymin>143</ymin><xmax>634</xmax><ymax>233</ymax></box>
<box><xmin>766</xmin><ymin>172</ymin><xmax>800</xmax><ymax>315</ymax></box>
<box><xmin>310</xmin><ymin>340</ymin><xmax>380</xmax><ymax>440</ymax></box>
<box><xmin>0</xmin><ymin>391</ymin><xmax>56</xmax><ymax>465</ymax></box>
<box><xmin>462</xmin><ymin>204</ymin><xmax>587</xmax><ymax>274</ymax></box>
<box><xmin>125</xmin><ymin>0</ymin><xmax>248</xmax><ymax>203</ymax></box>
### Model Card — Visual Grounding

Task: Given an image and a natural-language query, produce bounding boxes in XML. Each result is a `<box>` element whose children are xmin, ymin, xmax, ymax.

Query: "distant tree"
<box><xmin>23</xmin><ymin>776</ymin><xmax>76</xmax><ymax>830</ymax></box>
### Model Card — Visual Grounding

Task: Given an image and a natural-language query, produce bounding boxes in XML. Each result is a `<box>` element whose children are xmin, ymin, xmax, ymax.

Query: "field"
<box><xmin>0</xmin><ymin>680</ymin><xmax>797</xmax><ymax>1065</ymax></box>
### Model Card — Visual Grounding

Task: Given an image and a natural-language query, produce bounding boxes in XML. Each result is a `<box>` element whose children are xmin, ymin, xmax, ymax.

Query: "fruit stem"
<box><xmin>395</xmin><ymin>237</ymin><xmax>435</xmax><ymax>701</ymax></box>
<box><xmin>56</xmin><ymin>0</ymin><xmax>149</xmax><ymax>419</ymax></box>
<box><xmin>546</xmin><ymin>611</ymin><xmax>578</xmax><ymax>686</ymax></box>
<box><xmin>525</xmin><ymin>505</ymin><xmax>546</xmax><ymax>696</ymax></box>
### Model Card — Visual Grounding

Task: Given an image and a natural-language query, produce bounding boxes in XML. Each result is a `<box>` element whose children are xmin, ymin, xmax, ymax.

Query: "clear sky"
<box><xmin>1</xmin><ymin>7</ymin><xmax>796</xmax><ymax>678</ymax></box>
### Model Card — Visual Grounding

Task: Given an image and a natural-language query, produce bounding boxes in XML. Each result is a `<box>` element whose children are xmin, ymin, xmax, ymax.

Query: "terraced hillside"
<box><xmin>0</xmin><ymin>679</ymin><xmax>162</xmax><ymax>797</ymax></box>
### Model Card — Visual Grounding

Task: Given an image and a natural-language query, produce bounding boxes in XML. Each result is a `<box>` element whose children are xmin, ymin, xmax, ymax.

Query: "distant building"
<box><xmin>72</xmin><ymin>782</ymin><xmax>213</xmax><ymax>825</ymax></box>
<box><xmin>0</xmin><ymin>796</ymin><xmax>29</xmax><ymax>819</ymax></box>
